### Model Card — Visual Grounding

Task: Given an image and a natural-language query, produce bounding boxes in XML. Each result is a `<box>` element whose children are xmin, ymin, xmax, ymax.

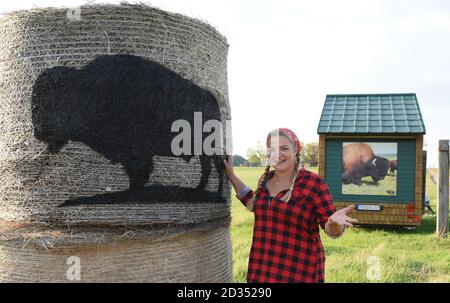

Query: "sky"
<box><xmin>1</xmin><ymin>0</ymin><xmax>450</xmax><ymax>167</ymax></box>
<box><xmin>344</xmin><ymin>142</ymin><xmax>398</xmax><ymax>155</ymax></box>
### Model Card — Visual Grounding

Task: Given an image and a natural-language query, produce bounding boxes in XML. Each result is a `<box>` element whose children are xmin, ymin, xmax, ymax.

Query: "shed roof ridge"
<box><xmin>318</xmin><ymin>93</ymin><xmax>425</xmax><ymax>134</ymax></box>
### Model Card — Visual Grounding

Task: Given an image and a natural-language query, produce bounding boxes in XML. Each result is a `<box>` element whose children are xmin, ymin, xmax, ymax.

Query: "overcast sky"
<box><xmin>2</xmin><ymin>0</ymin><xmax>449</xmax><ymax>166</ymax></box>
<box><xmin>344</xmin><ymin>142</ymin><xmax>398</xmax><ymax>155</ymax></box>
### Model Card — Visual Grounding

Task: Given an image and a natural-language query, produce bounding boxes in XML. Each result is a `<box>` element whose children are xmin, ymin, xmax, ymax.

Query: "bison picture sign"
<box><xmin>318</xmin><ymin>93</ymin><xmax>426</xmax><ymax>226</ymax></box>
<box><xmin>342</xmin><ymin>142</ymin><xmax>397</xmax><ymax>196</ymax></box>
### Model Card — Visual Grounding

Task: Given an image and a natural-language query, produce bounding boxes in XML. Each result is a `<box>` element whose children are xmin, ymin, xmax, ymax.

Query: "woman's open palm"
<box><xmin>329</xmin><ymin>205</ymin><xmax>358</xmax><ymax>227</ymax></box>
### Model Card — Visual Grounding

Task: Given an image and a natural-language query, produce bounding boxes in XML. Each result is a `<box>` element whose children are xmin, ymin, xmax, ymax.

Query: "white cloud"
<box><xmin>392</xmin><ymin>13</ymin><xmax>450</xmax><ymax>32</ymax></box>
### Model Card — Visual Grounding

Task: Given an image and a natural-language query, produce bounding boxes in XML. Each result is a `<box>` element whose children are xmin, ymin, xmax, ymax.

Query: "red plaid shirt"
<box><xmin>237</xmin><ymin>168</ymin><xmax>336</xmax><ymax>283</ymax></box>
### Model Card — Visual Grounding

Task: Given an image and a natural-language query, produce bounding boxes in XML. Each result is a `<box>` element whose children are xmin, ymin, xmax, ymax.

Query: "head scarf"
<box><xmin>266</xmin><ymin>128</ymin><xmax>302</xmax><ymax>154</ymax></box>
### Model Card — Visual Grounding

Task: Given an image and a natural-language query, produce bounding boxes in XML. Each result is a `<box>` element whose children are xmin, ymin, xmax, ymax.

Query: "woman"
<box><xmin>223</xmin><ymin>128</ymin><xmax>357</xmax><ymax>283</ymax></box>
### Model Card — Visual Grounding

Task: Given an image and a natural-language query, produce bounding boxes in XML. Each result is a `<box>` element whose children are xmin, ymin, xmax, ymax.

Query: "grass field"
<box><xmin>230</xmin><ymin>167</ymin><xmax>450</xmax><ymax>283</ymax></box>
<box><xmin>342</xmin><ymin>173</ymin><xmax>397</xmax><ymax>196</ymax></box>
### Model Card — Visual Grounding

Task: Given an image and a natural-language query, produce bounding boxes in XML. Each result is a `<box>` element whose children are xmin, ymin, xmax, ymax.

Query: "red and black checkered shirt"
<box><xmin>237</xmin><ymin>168</ymin><xmax>336</xmax><ymax>283</ymax></box>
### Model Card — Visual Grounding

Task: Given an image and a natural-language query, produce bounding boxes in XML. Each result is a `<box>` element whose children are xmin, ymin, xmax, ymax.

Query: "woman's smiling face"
<box><xmin>266</xmin><ymin>135</ymin><xmax>296</xmax><ymax>172</ymax></box>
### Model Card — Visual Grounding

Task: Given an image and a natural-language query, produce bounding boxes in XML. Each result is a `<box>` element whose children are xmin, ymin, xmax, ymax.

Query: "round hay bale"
<box><xmin>0</xmin><ymin>218</ymin><xmax>233</xmax><ymax>282</ymax></box>
<box><xmin>0</xmin><ymin>4</ymin><xmax>231</xmax><ymax>226</ymax></box>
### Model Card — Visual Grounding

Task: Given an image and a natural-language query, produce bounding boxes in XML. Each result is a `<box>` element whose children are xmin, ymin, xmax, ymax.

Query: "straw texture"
<box><xmin>0</xmin><ymin>218</ymin><xmax>233</xmax><ymax>282</ymax></box>
<box><xmin>0</xmin><ymin>3</ymin><xmax>233</xmax><ymax>282</ymax></box>
<box><xmin>0</xmin><ymin>3</ymin><xmax>231</xmax><ymax>226</ymax></box>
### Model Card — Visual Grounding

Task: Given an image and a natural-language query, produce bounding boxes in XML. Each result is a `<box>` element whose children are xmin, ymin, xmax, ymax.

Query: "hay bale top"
<box><xmin>0</xmin><ymin>3</ymin><xmax>228</xmax><ymax>46</ymax></box>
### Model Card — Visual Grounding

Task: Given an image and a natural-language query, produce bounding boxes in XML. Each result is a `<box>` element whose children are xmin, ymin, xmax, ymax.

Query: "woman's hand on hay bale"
<box><xmin>223</xmin><ymin>156</ymin><xmax>250</xmax><ymax>197</ymax></box>
<box><xmin>223</xmin><ymin>155</ymin><xmax>235</xmax><ymax>179</ymax></box>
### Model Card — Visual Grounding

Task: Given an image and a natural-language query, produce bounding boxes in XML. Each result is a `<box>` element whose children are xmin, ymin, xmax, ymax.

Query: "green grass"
<box><xmin>342</xmin><ymin>173</ymin><xmax>397</xmax><ymax>196</ymax></box>
<box><xmin>230</xmin><ymin>167</ymin><xmax>450</xmax><ymax>283</ymax></box>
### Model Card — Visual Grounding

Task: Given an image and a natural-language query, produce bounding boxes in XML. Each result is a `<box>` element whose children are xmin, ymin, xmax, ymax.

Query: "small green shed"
<box><xmin>317</xmin><ymin>93</ymin><xmax>426</xmax><ymax>226</ymax></box>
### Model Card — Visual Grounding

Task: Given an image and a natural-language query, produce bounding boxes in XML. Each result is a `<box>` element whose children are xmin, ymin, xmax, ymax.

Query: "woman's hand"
<box><xmin>325</xmin><ymin>205</ymin><xmax>358</xmax><ymax>238</ymax></box>
<box><xmin>329</xmin><ymin>204</ymin><xmax>358</xmax><ymax>227</ymax></box>
<box><xmin>223</xmin><ymin>155</ymin><xmax>235</xmax><ymax>180</ymax></box>
<box><xmin>222</xmin><ymin>155</ymin><xmax>248</xmax><ymax>197</ymax></box>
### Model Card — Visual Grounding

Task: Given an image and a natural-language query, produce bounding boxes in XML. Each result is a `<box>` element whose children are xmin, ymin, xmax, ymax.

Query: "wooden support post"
<box><xmin>422</xmin><ymin>150</ymin><xmax>427</xmax><ymax>211</ymax></box>
<box><xmin>437</xmin><ymin>140</ymin><xmax>449</xmax><ymax>238</ymax></box>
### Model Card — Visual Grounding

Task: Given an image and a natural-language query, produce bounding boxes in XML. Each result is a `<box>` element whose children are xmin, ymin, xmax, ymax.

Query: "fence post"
<box><xmin>437</xmin><ymin>140</ymin><xmax>449</xmax><ymax>238</ymax></box>
<box><xmin>422</xmin><ymin>150</ymin><xmax>427</xmax><ymax>212</ymax></box>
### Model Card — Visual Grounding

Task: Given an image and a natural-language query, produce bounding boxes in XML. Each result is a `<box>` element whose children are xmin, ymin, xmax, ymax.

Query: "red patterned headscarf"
<box><xmin>266</xmin><ymin>128</ymin><xmax>302</xmax><ymax>154</ymax></box>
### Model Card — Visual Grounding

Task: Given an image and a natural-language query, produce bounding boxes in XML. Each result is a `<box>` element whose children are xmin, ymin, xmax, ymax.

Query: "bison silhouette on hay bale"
<box><xmin>0</xmin><ymin>3</ymin><xmax>233</xmax><ymax>282</ymax></box>
<box><xmin>0</xmin><ymin>3</ymin><xmax>231</xmax><ymax>225</ymax></box>
<box><xmin>31</xmin><ymin>54</ymin><xmax>225</xmax><ymax>194</ymax></box>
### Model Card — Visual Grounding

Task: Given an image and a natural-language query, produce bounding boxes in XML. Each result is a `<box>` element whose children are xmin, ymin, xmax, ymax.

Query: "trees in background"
<box><xmin>246</xmin><ymin>141</ymin><xmax>266</xmax><ymax>166</ymax></box>
<box><xmin>244</xmin><ymin>141</ymin><xmax>319</xmax><ymax>167</ymax></box>
<box><xmin>301</xmin><ymin>142</ymin><xmax>318</xmax><ymax>167</ymax></box>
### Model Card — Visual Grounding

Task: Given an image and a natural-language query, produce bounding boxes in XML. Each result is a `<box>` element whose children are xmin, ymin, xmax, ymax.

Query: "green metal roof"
<box><xmin>317</xmin><ymin>93</ymin><xmax>426</xmax><ymax>134</ymax></box>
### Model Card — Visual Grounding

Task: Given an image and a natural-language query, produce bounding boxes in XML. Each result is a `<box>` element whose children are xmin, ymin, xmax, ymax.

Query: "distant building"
<box><xmin>232</xmin><ymin>155</ymin><xmax>249</xmax><ymax>167</ymax></box>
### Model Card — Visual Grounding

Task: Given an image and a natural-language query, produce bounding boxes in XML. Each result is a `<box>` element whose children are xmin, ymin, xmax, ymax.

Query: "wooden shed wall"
<box><xmin>318</xmin><ymin>134</ymin><xmax>423</xmax><ymax>226</ymax></box>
